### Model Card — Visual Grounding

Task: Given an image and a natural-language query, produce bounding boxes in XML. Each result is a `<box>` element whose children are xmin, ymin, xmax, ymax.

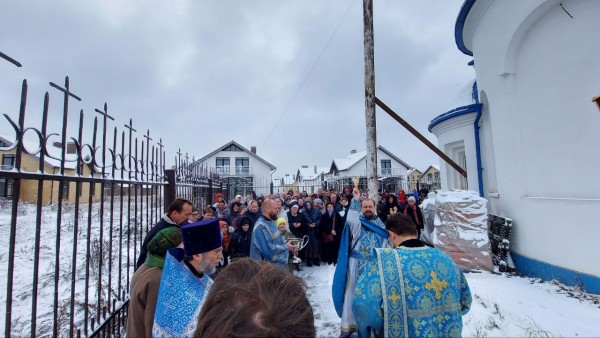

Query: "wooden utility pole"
<box><xmin>363</xmin><ymin>0</ymin><xmax>379</xmax><ymax>203</ymax></box>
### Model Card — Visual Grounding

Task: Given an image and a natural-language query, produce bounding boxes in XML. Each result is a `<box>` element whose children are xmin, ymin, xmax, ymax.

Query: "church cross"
<box><xmin>425</xmin><ymin>271</ymin><xmax>448</xmax><ymax>300</ymax></box>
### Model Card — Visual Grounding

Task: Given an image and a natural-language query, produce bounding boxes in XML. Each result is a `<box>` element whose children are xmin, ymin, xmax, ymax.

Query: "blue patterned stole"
<box><xmin>359</xmin><ymin>216</ymin><xmax>389</xmax><ymax>238</ymax></box>
<box><xmin>376</xmin><ymin>248</ymin><xmax>410</xmax><ymax>338</ymax></box>
<box><xmin>376</xmin><ymin>247</ymin><xmax>464</xmax><ymax>338</ymax></box>
<box><xmin>332</xmin><ymin>222</ymin><xmax>350</xmax><ymax>317</ymax></box>
<box><xmin>332</xmin><ymin>210</ymin><xmax>389</xmax><ymax>318</ymax></box>
<box><xmin>153</xmin><ymin>249</ymin><xmax>214</xmax><ymax>337</ymax></box>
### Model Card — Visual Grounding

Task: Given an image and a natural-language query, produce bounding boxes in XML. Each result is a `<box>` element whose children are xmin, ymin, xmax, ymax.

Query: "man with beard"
<box><xmin>152</xmin><ymin>218</ymin><xmax>223</xmax><ymax>337</ymax></box>
<box><xmin>250</xmin><ymin>199</ymin><xmax>296</xmax><ymax>271</ymax></box>
<box><xmin>332</xmin><ymin>187</ymin><xmax>391</xmax><ymax>337</ymax></box>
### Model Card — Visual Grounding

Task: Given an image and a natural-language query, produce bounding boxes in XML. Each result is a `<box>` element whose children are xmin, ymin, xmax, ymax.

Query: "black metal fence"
<box><xmin>0</xmin><ymin>71</ymin><xmax>224</xmax><ymax>337</ymax></box>
<box><xmin>165</xmin><ymin>152</ymin><xmax>229</xmax><ymax>211</ymax></box>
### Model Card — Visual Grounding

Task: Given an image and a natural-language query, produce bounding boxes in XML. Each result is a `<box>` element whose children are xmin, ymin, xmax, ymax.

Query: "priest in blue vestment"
<box><xmin>352</xmin><ymin>213</ymin><xmax>472</xmax><ymax>338</ymax></box>
<box><xmin>250</xmin><ymin>199</ymin><xmax>296</xmax><ymax>271</ymax></box>
<box><xmin>152</xmin><ymin>217</ymin><xmax>224</xmax><ymax>337</ymax></box>
<box><xmin>332</xmin><ymin>188</ymin><xmax>391</xmax><ymax>337</ymax></box>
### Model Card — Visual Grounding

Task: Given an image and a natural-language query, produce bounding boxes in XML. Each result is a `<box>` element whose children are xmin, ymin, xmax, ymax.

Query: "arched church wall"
<box><xmin>431</xmin><ymin>113</ymin><xmax>478</xmax><ymax>191</ymax></box>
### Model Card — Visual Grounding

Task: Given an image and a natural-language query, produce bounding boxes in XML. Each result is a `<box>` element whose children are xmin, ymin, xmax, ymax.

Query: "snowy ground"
<box><xmin>299</xmin><ymin>264</ymin><xmax>600</xmax><ymax>337</ymax></box>
<box><xmin>2</xmin><ymin>199</ymin><xmax>600</xmax><ymax>337</ymax></box>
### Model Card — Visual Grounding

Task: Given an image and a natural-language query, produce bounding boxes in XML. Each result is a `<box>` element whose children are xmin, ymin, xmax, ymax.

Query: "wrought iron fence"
<box><xmin>165</xmin><ymin>150</ymin><xmax>229</xmax><ymax>210</ymax></box>
<box><xmin>0</xmin><ymin>71</ymin><xmax>224</xmax><ymax>337</ymax></box>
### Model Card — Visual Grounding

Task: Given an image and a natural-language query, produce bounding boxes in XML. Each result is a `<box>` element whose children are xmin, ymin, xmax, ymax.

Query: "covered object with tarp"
<box><xmin>423</xmin><ymin>190</ymin><xmax>492</xmax><ymax>271</ymax></box>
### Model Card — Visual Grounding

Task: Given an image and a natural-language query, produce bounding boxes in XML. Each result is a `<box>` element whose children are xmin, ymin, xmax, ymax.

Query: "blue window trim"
<box><xmin>455</xmin><ymin>0</ymin><xmax>477</xmax><ymax>56</ymax></box>
<box><xmin>512</xmin><ymin>252</ymin><xmax>600</xmax><ymax>295</ymax></box>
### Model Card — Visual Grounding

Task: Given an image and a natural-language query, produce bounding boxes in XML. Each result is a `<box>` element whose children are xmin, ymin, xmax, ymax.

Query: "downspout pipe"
<box><xmin>473</xmin><ymin>81</ymin><xmax>484</xmax><ymax>197</ymax></box>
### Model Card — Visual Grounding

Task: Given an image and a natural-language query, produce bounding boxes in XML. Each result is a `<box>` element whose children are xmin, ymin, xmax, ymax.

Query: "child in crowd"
<box><xmin>214</xmin><ymin>220</ymin><xmax>230</xmax><ymax>276</ymax></box>
<box><xmin>277</xmin><ymin>217</ymin><xmax>297</xmax><ymax>273</ymax></box>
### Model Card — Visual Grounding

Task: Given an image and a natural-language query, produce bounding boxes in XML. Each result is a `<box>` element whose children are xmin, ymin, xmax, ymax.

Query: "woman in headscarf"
<box><xmin>403</xmin><ymin>196</ymin><xmax>424</xmax><ymax>237</ymax></box>
<box><xmin>320</xmin><ymin>202</ymin><xmax>343</xmax><ymax>265</ymax></box>
<box><xmin>397</xmin><ymin>189</ymin><xmax>408</xmax><ymax>211</ymax></box>
<box><xmin>378</xmin><ymin>194</ymin><xmax>399</xmax><ymax>223</ymax></box>
<box><xmin>230</xmin><ymin>216</ymin><xmax>252</xmax><ymax>260</ymax></box>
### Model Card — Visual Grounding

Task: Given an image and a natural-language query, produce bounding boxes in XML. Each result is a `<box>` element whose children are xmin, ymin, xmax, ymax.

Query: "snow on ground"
<box><xmin>299</xmin><ymin>265</ymin><xmax>600</xmax><ymax>338</ymax></box>
<box><xmin>3</xmin><ymin>198</ymin><xmax>600</xmax><ymax>337</ymax></box>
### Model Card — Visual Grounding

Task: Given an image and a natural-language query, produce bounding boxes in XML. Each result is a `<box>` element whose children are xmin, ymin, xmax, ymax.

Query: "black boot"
<box><xmin>314</xmin><ymin>258</ymin><xmax>321</xmax><ymax>266</ymax></box>
<box><xmin>295</xmin><ymin>263</ymin><xmax>302</xmax><ymax>272</ymax></box>
<box><xmin>307</xmin><ymin>260</ymin><xmax>313</xmax><ymax>267</ymax></box>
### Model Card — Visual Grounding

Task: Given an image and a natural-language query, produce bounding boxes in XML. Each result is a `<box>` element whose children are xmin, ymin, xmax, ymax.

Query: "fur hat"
<box><xmin>181</xmin><ymin>218</ymin><xmax>222</xmax><ymax>256</ymax></box>
<box><xmin>147</xmin><ymin>227</ymin><xmax>182</xmax><ymax>258</ymax></box>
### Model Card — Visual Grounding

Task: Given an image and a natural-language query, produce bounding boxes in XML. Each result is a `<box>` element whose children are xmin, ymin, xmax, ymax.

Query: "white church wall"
<box><xmin>467</xmin><ymin>0</ymin><xmax>600</xmax><ymax>278</ymax></box>
<box><xmin>430</xmin><ymin>112</ymin><xmax>478</xmax><ymax>191</ymax></box>
<box><xmin>477</xmin><ymin>91</ymin><xmax>498</xmax><ymax>198</ymax></box>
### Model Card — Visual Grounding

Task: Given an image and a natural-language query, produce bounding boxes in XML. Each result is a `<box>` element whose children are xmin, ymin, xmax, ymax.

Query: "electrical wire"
<box><xmin>260</xmin><ymin>0</ymin><xmax>358</xmax><ymax>149</ymax></box>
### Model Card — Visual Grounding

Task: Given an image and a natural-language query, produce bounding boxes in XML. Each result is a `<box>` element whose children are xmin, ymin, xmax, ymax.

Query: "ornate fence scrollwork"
<box><xmin>0</xmin><ymin>66</ymin><xmax>222</xmax><ymax>337</ymax></box>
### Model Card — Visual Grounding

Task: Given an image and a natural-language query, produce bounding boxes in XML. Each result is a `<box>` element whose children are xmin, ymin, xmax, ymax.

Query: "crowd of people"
<box><xmin>188</xmin><ymin>186</ymin><xmax>430</xmax><ymax>271</ymax></box>
<box><xmin>127</xmin><ymin>185</ymin><xmax>471</xmax><ymax>338</ymax></box>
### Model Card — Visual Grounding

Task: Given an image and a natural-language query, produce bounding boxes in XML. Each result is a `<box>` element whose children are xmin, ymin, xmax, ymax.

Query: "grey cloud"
<box><xmin>0</xmin><ymin>0</ymin><xmax>473</xmax><ymax>178</ymax></box>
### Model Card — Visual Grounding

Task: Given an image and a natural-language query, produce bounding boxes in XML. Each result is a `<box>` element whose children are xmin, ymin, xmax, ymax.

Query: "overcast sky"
<box><xmin>0</xmin><ymin>0</ymin><xmax>474</xmax><ymax>180</ymax></box>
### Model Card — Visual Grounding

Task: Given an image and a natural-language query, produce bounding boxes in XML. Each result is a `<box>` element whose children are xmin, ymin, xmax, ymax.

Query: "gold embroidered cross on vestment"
<box><xmin>425</xmin><ymin>271</ymin><xmax>448</xmax><ymax>300</ymax></box>
<box><xmin>387</xmin><ymin>289</ymin><xmax>402</xmax><ymax>306</ymax></box>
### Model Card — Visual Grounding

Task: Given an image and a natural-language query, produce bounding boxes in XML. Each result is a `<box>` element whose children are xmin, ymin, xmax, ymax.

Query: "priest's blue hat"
<box><xmin>181</xmin><ymin>218</ymin><xmax>222</xmax><ymax>256</ymax></box>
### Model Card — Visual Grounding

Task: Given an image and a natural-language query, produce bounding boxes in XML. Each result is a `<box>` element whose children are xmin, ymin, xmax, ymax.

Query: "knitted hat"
<box><xmin>313</xmin><ymin>198</ymin><xmax>323</xmax><ymax>204</ymax></box>
<box><xmin>147</xmin><ymin>227</ymin><xmax>182</xmax><ymax>258</ymax></box>
<box><xmin>277</xmin><ymin>218</ymin><xmax>287</xmax><ymax>226</ymax></box>
<box><xmin>181</xmin><ymin>218</ymin><xmax>222</xmax><ymax>256</ymax></box>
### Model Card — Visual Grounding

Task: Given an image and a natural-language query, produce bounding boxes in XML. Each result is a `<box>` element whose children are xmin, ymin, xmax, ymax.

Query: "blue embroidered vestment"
<box><xmin>152</xmin><ymin>248</ymin><xmax>213</xmax><ymax>337</ymax></box>
<box><xmin>249</xmin><ymin>215</ymin><xmax>289</xmax><ymax>270</ymax></box>
<box><xmin>332</xmin><ymin>198</ymin><xmax>391</xmax><ymax>333</ymax></box>
<box><xmin>353</xmin><ymin>247</ymin><xmax>472</xmax><ymax>338</ymax></box>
